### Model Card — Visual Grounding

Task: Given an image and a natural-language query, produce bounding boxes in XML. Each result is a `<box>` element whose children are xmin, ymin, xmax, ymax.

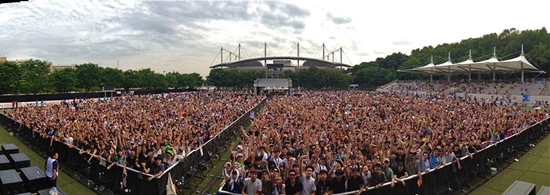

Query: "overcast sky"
<box><xmin>1</xmin><ymin>0</ymin><xmax>549</xmax><ymax>76</ymax></box>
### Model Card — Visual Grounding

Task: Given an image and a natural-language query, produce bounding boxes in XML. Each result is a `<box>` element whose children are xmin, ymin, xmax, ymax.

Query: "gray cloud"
<box><xmin>392</xmin><ymin>40</ymin><xmax>411</xmax><ymax>45</ymax></box>
<box><xmin>259</xmin><ymin>1</ymin><xmax>310</xmax><ymax>33</ymax></box>
<box><xmin>326</xmin><ymin>13</ymin><xmax>352</xmax><ymax>24</ymax></box>
<box><xmin>0</xmin><ymin>0</ymin><xmax>315</xmax><ymax>75</ymax></box>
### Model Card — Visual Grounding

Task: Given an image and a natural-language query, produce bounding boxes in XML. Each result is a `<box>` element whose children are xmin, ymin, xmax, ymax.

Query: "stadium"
<box><xmin>209</xmin><ymin>43</ymin><xmax>353</xmax><ymax>95</ymax></box>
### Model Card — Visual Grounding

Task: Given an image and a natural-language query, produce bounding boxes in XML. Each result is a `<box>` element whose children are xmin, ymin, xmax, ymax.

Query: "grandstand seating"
<box><xmin>540</xmin><ymin>85</ymin><xmax>550</xmax><ymax>96</ymax></box>
<box><xmin>384</xmin><ymin>80</ymin><xmax>550</xmax><ymax>96</ymax></box>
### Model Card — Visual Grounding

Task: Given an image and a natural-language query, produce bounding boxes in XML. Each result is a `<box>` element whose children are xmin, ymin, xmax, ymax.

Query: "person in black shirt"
<box><xmin>285</xmin><ymin>170</ymin><xmax>302</xmax><ymax>195</ymax></box>
<box><xmin>252</xmin><ymin>156</ymin><xmax>267</xmax><ymax>179</ymax></box>
<box><xmin>369</xmin><ymin>163</ymin><xmax>386</xmax><ymax>188</ymax></box>
<box><xmin>346</xmin><ymin>168</ymin><xmax>364</xmax><ymax>192</ymax></box>
<box><xmin>315</xmin><ymin>170</ymin><xmax>330</xmax><ymax>195</ymax></box>
<box><xmin>148</xmin><ymin>157</ymin><xmax>165</xmax><ymax>181</ymax></box>
<box><xmin>329</xmin><ymin>169</ymin><xmax>346</xmax><ymax>194</ymax></box>
<box><xmin>126</xmin><ymin>150</ymin><xmax>137</xmax><ymax>169</ymax></box>
<box><xmin>392</xmin><ymin>163</ymin><xmax>407</xmax><ymax>188</ymax></box>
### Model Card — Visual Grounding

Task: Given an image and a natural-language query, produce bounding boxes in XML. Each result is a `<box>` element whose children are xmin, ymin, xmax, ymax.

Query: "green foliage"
<box><xmin>207</xmin><ymin>68</ymin><xmax>352</xmax><ymax>90</ymax></box>
<box><xmin>19</xmin><ymin>59</ymin><xmax>51</xmax><ymax>94</ymax></box>
<box><xmin>0</xmin><ymin>61</ymin><xmax>22</xmax><ymax>94</ymax></box>
<box><xmin>49</xmin><ymin>68</ymin><xmax>77</xmax><ymax>93</ymax></box>
<box><xmin>75</xmin><ymin>63</ymin><xmax>102</xmax><ymax>92</ymax></box>
<box><xmin>0</xmin><ymin>60</ymin><xmax>204</xmax><ymax>95</ymax></box>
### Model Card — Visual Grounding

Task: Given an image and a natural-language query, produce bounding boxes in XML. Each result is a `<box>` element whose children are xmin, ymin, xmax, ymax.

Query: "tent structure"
<box><xmin>398</xmin><ymin>45</ymin><xmax>546</xmax><ymax>82</ymax></box>
<box><xmin>398</xmin><ymin>55</ymin><xmax>438</xmax><ymax>81</ymax></box>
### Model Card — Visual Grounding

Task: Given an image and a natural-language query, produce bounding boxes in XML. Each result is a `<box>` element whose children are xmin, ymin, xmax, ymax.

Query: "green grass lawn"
<box><xmin>0</xmin><ymin>126</ymin><xmax>96</xmax><ymax>195</ymax></box>
<box><xmin>470</xmin><ymin>133</ymin><xmax>550</xmax><ymax>195</ymax></box>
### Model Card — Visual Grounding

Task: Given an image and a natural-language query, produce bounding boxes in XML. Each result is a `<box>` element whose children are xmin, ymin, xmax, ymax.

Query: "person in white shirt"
<box><xmin>243</xmin><ymin>168</ymin><xmax>262</xmax><ymax>195</ymax></box>
<box><xmin>45</xmin><ymin>151</ymin><xmax>59</xmax><ymax>188</ymax></box>
<box><xmin>301</xmin><ymin>166</ymin><xmax>316</xmax><ymax>195</ymax></box>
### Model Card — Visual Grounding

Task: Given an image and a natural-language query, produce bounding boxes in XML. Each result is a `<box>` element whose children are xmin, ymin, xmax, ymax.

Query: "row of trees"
<box><xmin>206</xmin><ymin>68</ymin><xmax>355</xmax><ymax>90</ymax></box>
<box><xmin>0</xmin><ymin>60</ymin><xmax>204</xmax><ymax>95</ymax></box>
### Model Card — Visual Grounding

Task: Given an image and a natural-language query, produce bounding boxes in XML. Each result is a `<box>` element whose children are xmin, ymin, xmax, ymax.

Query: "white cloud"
<box><xmin>0</xmin><ymin>0</ymin><xmax>549</xmax><ymax>76</ymax></box>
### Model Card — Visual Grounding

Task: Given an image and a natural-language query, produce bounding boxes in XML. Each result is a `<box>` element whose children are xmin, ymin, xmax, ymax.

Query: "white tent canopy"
<box><xmin>398</xmin><ymin>46</ymin><xmax>546</xmax><ymax>82</ymax></box>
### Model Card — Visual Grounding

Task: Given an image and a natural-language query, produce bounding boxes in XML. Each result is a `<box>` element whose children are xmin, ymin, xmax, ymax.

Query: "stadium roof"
<box><xmin>210</xmin><ymin>56</ymin><xmax>352</xmax><ymax>68</ymax></box>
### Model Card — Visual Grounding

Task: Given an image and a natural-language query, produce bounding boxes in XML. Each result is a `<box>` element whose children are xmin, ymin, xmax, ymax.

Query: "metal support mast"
<box><xmin>238</xmin><ymin>44</ymin><xmax>241</xmax><ymax>60</ymax></box>
<box><xmin>297</xmin><ymin>42</ymin><xmax>300</xmax><ymax>66</ymax></box>
<box><xmin>220</xmin><ymin>47</ymin><xmax>223</xmax><ymax>64</ymax></box>
<box><xmin>322</xmin><ymin>43</ymin><xmax>325</xmax><ymax>61</ymax></box>
<box><xmin>340</xmin><ymin>47</ymin><xmax>343</xmax><ymax>63</ymax></box>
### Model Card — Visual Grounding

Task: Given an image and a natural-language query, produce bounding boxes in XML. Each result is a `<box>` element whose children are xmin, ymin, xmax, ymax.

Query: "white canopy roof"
<box><xmin>493</xmin><ymin>55</ymin><xmax>541</xmax><ymax>72</ymax></box>
<box><xmin>398</xmin><ymin>48</ymin><xmax>545</xmax><ymax>75</ymax></box>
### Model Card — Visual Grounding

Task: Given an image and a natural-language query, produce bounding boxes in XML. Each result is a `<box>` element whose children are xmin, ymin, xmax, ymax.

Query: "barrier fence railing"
<box><xmin>0</xmin><ymin>97</ymin><xmax>268</xmax><ymax>195</ymax></box>
<box><xmin>165</xmin><ymin>97</ymin><xmax>268</xmax><ymax>194</ymax></box>
<box><xmin>218</xmin><ymin>117</ymin><xmax>550</xmax><ymax>195</ymax></box>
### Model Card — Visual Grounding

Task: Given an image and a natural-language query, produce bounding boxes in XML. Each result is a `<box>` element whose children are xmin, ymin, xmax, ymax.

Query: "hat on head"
<box><xmin>236</xmin><ymin>153</ymin><xmax>244</xmax><ymax>158</ymax></box>
<box><xmin>236</xmin><ymin>145</ymin><xmax>243</xmax><ymax>150</ymax></box>
<box><xmin>383</xmin><ymin>158</ymin><xmax>390</xmax><ymax>162</ymax></box>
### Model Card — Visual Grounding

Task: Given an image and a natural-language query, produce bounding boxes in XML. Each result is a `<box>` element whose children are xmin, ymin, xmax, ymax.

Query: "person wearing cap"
<box><xmin>269</xmin><ymin>148</ymin><xmax>284</xmax><ymax>169</ymax></box>
<box><xmin>315</xmin><ymin>170</ymin><xmax>329</xmax><ymax>195</ymax></box>
<box><xmin>312</xmin><ymin>156</ymin><xmax>327</xmax><ymax>174</ymax></box>
<box><xmin>242</xmin><ymin>168</ymin><xmax>262</xmax><ymax>195</ymax></box>
<box><xmin>148</xmin><ymin>157</ymin><xmax>165</xmax><ymax>181</ymax></box>
<box><xmin>381</xmin><ymin>158</ymin><xmax>394</xmax><ymax>184</ymax></box>
<box><xmin>252</xmin><ymin>156</ymin><xmax>267</xmax><ymax>179</ymax></box>
<box><xmin>328</xmin><ymin>169</ymin><xmax>346</xmax><ymax>194</ymax></box>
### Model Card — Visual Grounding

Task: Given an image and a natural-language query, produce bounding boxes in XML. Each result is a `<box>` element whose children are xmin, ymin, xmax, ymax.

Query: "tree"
<box><xmin>75</xmin><ymin>63</ymin><xmax>102</xmax><ymax>92</ymax></box>
<box><xmin>123</xmin><ymin>70</ymin><xmax>139</xmax><ymax>91</ymax></box>
<box><xmin>49</xmin><ymin>68</ymin><xmax>77</xmax><ymax>93</ymax></box>
<box><xmin>101</xmin><ymin>67</ymin><xmax>124</xmax><ymax>89</ymax></box>
<box><xmin>207</xmin><ymin>69</ymin><xmax>229</xmax><ymax>88</ymax></box>
<box><xmin>0</xmin><ymin>61</ymin><xmax>22</xmax><ymax>95</ymax></box>
<box><xmin>19</xmin><ymin>59</ymin><xmax>51</xmax><ymax>94</ymax></box>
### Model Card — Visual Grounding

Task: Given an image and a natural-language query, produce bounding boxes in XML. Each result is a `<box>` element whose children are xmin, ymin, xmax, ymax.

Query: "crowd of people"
<box><xmin>2</xmin><ymin>88</ymin><xmax>549</xmax><ymax>195</ymax></box>
<box><xmin>5</xmin><ymin>91</ymin><xmax>262</xmax><ymax>183</ymax></box>
<box><xmin>387</xmin><ymin>80</ymin><xmax>549</xmax><ymax>96</ymax></box>
<box><xmin>220</xmin><ymin>91</ymin><xmax>549</xmax><ymax>195</ymax></box>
